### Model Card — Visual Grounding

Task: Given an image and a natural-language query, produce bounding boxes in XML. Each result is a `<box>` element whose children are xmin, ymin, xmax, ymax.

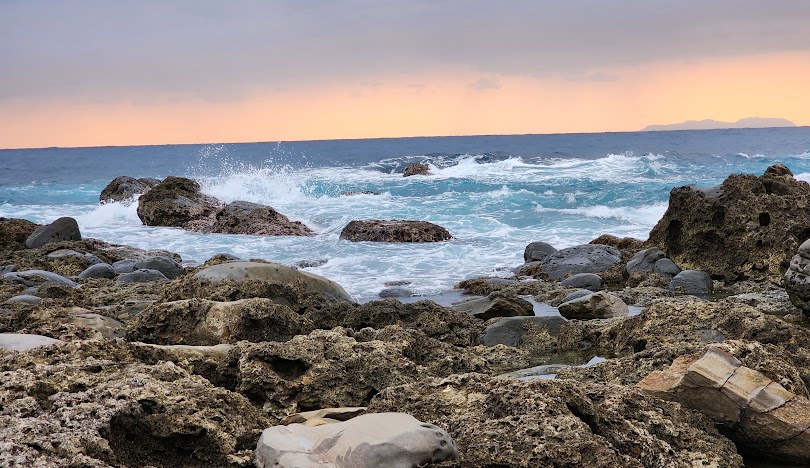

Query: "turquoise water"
<box><xmin>1</xmin><ymin>127</ymin><xmax>809</xmax><ymax>300</ymax></box>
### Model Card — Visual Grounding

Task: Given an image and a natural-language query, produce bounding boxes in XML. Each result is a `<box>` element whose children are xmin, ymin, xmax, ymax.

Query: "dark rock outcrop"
<box><xmin>668</xmin><ymin>270</ymin><xmax>713</xmax><ymax>295</ymax></box>
<box><xmin>403</xmin><ymin>163</ymin><xmax>430</xmax><ymax>177</ymax></box>
<box><xmin>211</xmin><ymin>201</ymin><xmax>313</xmax><ymax>237</ymax></box>
<box><xmin>647</xmin><ymin>164</ymin><xmax>810</xmax><ymax>282</ymax></box>
<box><xmin>451</xmin><ymin>292</ymin><xmax>534</xmax><ymax>320</ymax></box>
<box><xmin>25</xmin><ymin>217</ymin><xmax>81</xmax><ymax>248</ymax></box>
<box><xmin>538</xmin><ymin>244</ymin><xmax>622</xmax><ymax>280</ymax></box>
<box><xmin>523</xmin><ymin>241</ymin><xmax>557</xmax><ymax>262</ymax></box>
<box><xmin>136</xmin><ymin>176</ymin><xmax>223</xmax><ymax>231</ymax></box>
<box><xmin>0</xmin><ymin>217</ymin><xmax>39</xmax><ymax>251</ymax></box>
<box><xmin>99</xmin><ymin>176</ymin><xmax>159</xmax><ymax>204</ymax></box>
<box><xmin>339</xmin><ymin>220</ymin><xmax>451</xmax><ymax>242</ymax></box>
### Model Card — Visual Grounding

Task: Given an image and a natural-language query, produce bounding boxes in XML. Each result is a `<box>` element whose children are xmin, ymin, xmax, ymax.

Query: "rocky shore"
<box><xmin>3</xmin><ymin>164</ymin><xmax>810</xmax><ymax>467</ymax></box>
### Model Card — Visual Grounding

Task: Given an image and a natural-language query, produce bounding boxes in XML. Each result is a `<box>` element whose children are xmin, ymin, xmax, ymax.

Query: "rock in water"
<box><xmin>136</xmin><ymin>176</ymin><xmax>222</xmax><ymax>230</ymax></box>
<box><xmin>255</xmin><ymin>413</ymin><xmax>458</xmax><ymax>468</ymax></box>
<box><xmin>340</xmin><ymin>220</ymin><xmax>451</xmax><ymax>242</ymax></box>
<box><xmin>24</xmin><ymin>217</ymin><xmax>81</xmax><ymax>248</ymax></box>
<box><xmin>193</xmin><ymin>261</ymin><xmax>354</xmax><ymax>303</ymax></box>
<box><xmin>211</xmin><ymin>200</ymin><xmax>313</xmax><ymax>236</ymax></box>
<box><xmin>0</xmin><ymin>217</ymin><xmax>40</xmax><ymax>251</ymax></box>
<box><xmin>99</xmin><ymin>176</ymin><xmax>158</xmax><ymax>204</ymax></box>
<box><xmin>523</xmin><ymin>241</ymin><xmax>557</xmax><ymax>262</ymax></box>
<box><xmin>403</xmin><ymin>163</ymin><xmax>430</xmax><ymax>177</ymax></box>
<box><xmin>648</xmin><ymin>164</ymin><xmax>810</xmax><ymax>282</ymax></box>
<box><xmin>539</xmin><ymin>244</ymin><xmax>622</xmax><ymax>280</ymax></box>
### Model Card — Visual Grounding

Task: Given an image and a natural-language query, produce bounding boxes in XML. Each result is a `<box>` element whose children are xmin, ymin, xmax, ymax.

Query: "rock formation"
<box><xmin>339</xmin><ymin>220</ymin><xmax>451</xmax><ymax>242</ymax></box>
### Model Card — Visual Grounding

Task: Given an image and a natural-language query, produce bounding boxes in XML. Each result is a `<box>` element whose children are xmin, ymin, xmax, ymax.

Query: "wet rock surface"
<box><xmin>339</xmin><ymin>220</ymin><xmax>452</xmax><ymax>242</ymax></box>
<box><xmin>558</xmin><ymin>291</ymin><xmax>629</xmax><ymax>320</ymax></box>
<box><xmin>99</xmin><ymin>176</ymin><xmax>159</xmax><ymax>204</ymax></box>
<box><xmin>523</xmin><ymin>241</ymin><xmax>557</xmax><ymax>262</ymax></box>
<box><xmin>25</xmin><ymin>217</ymin><xmax>82</xmax><ymax>249</ymax></box>
<box><xmin>403</xmin><ymin>163</ymin><xmax>430</xmax><ymax>176</ymax></box>
<box><xmin>211</xmin><ymin>200</ymin><xmax>313</xmax><ymax>237</ymax></box>
<box><xmin>136</xmin><ymin>176</ymin><xmax>223</xmax><ymax>230</ymax></box>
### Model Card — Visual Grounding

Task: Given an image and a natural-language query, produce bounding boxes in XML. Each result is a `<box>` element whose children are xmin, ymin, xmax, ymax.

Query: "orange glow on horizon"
<box><xmin>1</xmin><ymin>52</ymin><xmax>809</xmax><ymax>149</ymax></box>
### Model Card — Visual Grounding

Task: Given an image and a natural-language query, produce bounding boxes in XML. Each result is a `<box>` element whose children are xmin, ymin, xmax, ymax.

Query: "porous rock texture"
<box><xmin>25</xmin><ymin>217</ymin><xmax>82</xmax><ymax>249</ymax></box>
<box><xmin>99</xmin><ymin>176</ymin><xmax>159</xmax><ymax>204</ymax></box>
<box><xmin>785</xmin><ymin>238</ymin><xmax>810</xmax><ymax>315</ymax></box>
<box><xmin>211</xmin><ymin>201</ymin><xmax>313</xmax><ymax>237</ymax></box>
<box><xmin>339</xmin><ymin>220</ymin><xmax>451</xmax><ymax>242</ymax></box>
<box><xmin>647</xmin><ymin>164</ymin><xmax>810</xmax><ymax>283</ymax></box>
<box><xmin>0</xmin><ymin>217</ymin><xmax>39</xmax><ymax>252</ymax></box>
<box><xmin>403</xmin><ymin>163</ymin><xmax>430</xmax><ymax>176</ymax></box>
<box><xmin>367</xmin><ymin>373</ymin><xmax>742</xmax><ymax>467</ymax></box>
<box><xmin>0</xmin><ymin>340</ymin><xmax>271</xmax><ymax>467</ymax></box>
<box><xmin>136</xmin><ymin>176</ymin><xmax>224</xmax><ymax>231</ymax></box>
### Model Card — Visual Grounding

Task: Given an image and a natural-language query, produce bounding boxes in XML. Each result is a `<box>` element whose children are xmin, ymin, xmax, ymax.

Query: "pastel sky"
<box><xmin>1</xmin><ymin>1</ymin><xmax>809</xmax><ymax>148</ymax></box>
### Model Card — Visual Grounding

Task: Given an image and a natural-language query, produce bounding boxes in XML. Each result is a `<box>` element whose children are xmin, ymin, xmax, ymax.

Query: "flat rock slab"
<box><xmin>0</xmin><ymin>333</ymin><xmax>63</xmax><ymax>351</ymax></box>
<box><xmin>340</xmin><ymin>220</ymin><xmax>451</xmax><ymax>242</ymax></box>
<box><xmin>194</xmin><ymin>261</ymin><xmax>354</xmax><ymax>303</ymax></box>
<box><xmin>255</xmin><ymin>412</ymin><xmax>458</xmax><ymax>468</ymax></box>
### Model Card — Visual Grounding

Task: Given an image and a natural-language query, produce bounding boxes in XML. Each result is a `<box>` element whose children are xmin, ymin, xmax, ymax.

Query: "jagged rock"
<box><xmin>255</xmin><ymin>413</ymin><xmax>457</xmax><ymax>468</ymax></box>
<box><xmin>367</xmin><ymin>373</ymin><xmax>742</xmax><ymax>467</ymax></box>
<box><xmin>480</xmin><ymin>316</ymin><xmax>567</xmax><ymax>347</ymax></box>
<box><xmin>403</xmin><ymin>163</ymin><xmax>430</xmax><ymax>177</ymax></box>
<box><xmin>638</xmin><ymin>346</ymin><xmax>810</xmax><ymax>464</ymax></box>
<box><xmin>291</xmin><ymin>259</ymin><xmax>327</xmax><ymax>269</ymax></box>
<box><xmin>99</xmin><ymin>176</ymin><xmax>158</xmax><ymax>204</ymax></box>
<box><xmin>0</xmin><ymin>217</ymin><xmax>39</xmax><ymax>251</ymax></box>
<box><xmin>136</xmin><ymin>176</ymin><xmax>223</xmax><ymax>231</ymax></box>
<box><xmin>25</xmin><ymin>217</ymin><xmax>81</xmax><ymax>248</ymax></box>
<box><xmin>78</xmin><ymin>262</ymin><xmax>116</xmax><ymax>279</ymax></box>
<box><xmin>134</xmin><ymin>256</ymin><xmax>184</xmax><ymax>279</ymax></box>
<box><xmin>560</xmin><ymin>272</ymin><xmax>603</xmax><ymax>291</ymax></box>
<box><xmin>648</xmin><ymin>164</ymin><xmax>810</xmax><ymax>282</ymax></box>
<box><xmin>523</xmin><ymin>241</ymin><xmax>557</xmax><ymax>262</ymax></box>
<box><xmin>0</xmin><ymin>340</ymin><xmax>270</xmax><ymax>467</ymax></box>
<box><xmin>589</xmin><ymin>234</ymin><xmax>645</xmax><ymax>251</ymax></box>
<box><xmin>193</xmin><ymin>261</ymin><xmax>354</xmax><ymax>304</ymax></box>
<box><xmin>500</xmin><ymin>363</ymin><xmax>572</xmax><ymax>381</ymax></box>
<box><xmin>2</xmin><ymin>270</ymin><xmax>79</xmax><ymax>288</ymax></box>
<box><xmin>539</xmin><ymin>244</ymin><xmax>622</xmax><ymax>280</ymax></box>
<box><xmin>127</xmin><ymin>298</ymin><xmax>313</xmax><ymax>345</ymax></box>
<box><xmin>340</xmin><ymin>220</ymin><xmax>451</xmax><ymax>242</ymax></box>
<box><xmin>668</xmin><ymin>270</ymin><xmax>713</xmax><ymax>295</ymax></box>
<box><xmin>211</xmin><ymin>200</ymin><xmax>313</xmax><ymax>236</ymax></box>
<box><xmin>116</xmin><ymin>268</ymin><xmax>168</xmax><ymax>283</ymax></box>
<box><xmin>0</xmin><ymin>333</ymin><xmax>62</xmax><ymax>351</ymax></box>
<box><xmin>558</xmin><ymin>291</ymin><xmax>629</xmax><ymax>320</ymax></box>
<box><xmin>451</xmin><ymin>293</ymin><xmax>534</xmax><ymax>320</ymax></box>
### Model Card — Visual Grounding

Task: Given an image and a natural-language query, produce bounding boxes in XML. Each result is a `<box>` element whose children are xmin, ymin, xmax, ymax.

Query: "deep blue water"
<box><xmin>2</xmin><ymin>127</ymin><xmax>809</xmax><ymax>299</ymax></box>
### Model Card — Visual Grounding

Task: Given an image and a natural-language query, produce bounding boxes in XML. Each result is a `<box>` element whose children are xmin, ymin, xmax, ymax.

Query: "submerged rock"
<box><xmin>25</xmin><ymin>217</ymin><xmax>81</xmax><ymax>248</ymax></box>
<box><xmin>339</xmin><ymin>220</ymin><xmax>451</xmax><ymax>242</ymax></box>
<box><xmin>403</xmin><ymin>163</ymin><xmax>430</xmax><ymax>177</ymax></box>
<box><xmin>255</xmin><ymin>413</ymin><xmax>458</xmax><ymax>468</ymax></box>
<box><xmin>648</xmin><ymin>164</ymin><xmax>810</xmax><ymax>282</ymax></box>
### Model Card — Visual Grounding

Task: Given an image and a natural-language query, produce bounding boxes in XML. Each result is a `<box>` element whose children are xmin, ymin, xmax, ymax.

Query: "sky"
<box><xmin>1</xmin><ymin>1</ymin><xmax>809</xmax><ymax>148</ymax></box>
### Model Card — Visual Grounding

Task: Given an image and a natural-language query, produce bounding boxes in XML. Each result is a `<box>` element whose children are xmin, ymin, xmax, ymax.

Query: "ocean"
<box><xmin>1</xmin><ymin>127</ymin><xmax>809</xmax><ymax>301</ymax></box>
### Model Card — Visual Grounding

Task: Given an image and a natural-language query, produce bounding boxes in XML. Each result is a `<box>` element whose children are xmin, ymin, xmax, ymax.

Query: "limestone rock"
<box><xmin>558</xmin><ymin>291</ymin><xmax>629</xmax><ymax>320</ymax></box>
<box><xmin>210</xmin><ymin>200</ymin><xmax>313</xmax><ymax>236</ymax></box>
<box><xmin>136</xmin><ymin>176</ymin><xmax>223</xmax><ymax>230</ymax></box>
<box><xmin>648</xmin><ymin>165</ymin><xmax>810</xmax><ymax>282</ymax></box>
<box><xmin>25</xmin><ymin>217</ymin><xmax>82</xmax><ymax>248</ymax></box>
<box><xmin>0</xmin><ymin>333</ymin><xmax>62</xmax><ymax>351</ymax></box>
<box><xmin>134</xmin><ymin>256</ymin><xmax>184</xmax><ymax>279</ymax></box>
<box><xmin>539</xmin><ymin>244</ymin><xmax>622</xmax><ymax>280</ymax></box>
<box><xmin>193</xmin><ymin>261</ymin><xmax>354</xmax><ymax>304</ymax></box>
<box><xmin>560</xmin><ymin>272</ymin><xmax>603</xmax><ymax>291</ymax></box>
<box><xmin>340</xmin><ymin>220</ymin><xmax>451</xmax><ymax>242</ymax></box>
<box><xmin>638</xmin><ymin>346</ymin><xmax>810</xmax><ymax>464</ymax></box>
<box><xmin>255</xmin><ymin>413</ymin><xmax>457</xmax><ymax>468</ymax></box>
<box><xmin>668</xmin><ymin>270</ymin><xmax>713</xmax><ymax>295</ymax></box>
<box><xmin>279</xmin><ymin>407</ymin><xmax>366</xmax><ymax>425</ymax></box>
<box><xmin>451</xmin><ymin>292</ymin><xmax>534</xmax><ymax>320</ymax></box>
<box><xmin>58</xmin><ymin>312</ymin><xmax>125</xmax><ymax>339</ymax></box>
<box><xmin>367</xmin><ymin>373</ymin><xmax>742</xmax><ymax>467</ymax></box>
<box><xmin>403</xmin><ymin>163</ymin><xmax>430</xmax><ymax>177</ymax></box>
<box><xmin>785</xmin><ymin>238</ymin><xmax>810</xmax><ymax>314</ymax></box>
<box><xmin>99</xmin><ymin>176</ymin><xmax>158</xmax><ymax>204</ymax></box>
<box><xmin>523</xmin><ymin>241</ymin><xmax>557</xmax><ymax>262</ymax></box>
<box><xmin>127</xmin><ymin>298</ymin><xmax>313</xmax><ymax>345</ymax></box>
<box><xmin>0</xmin><ymin>217</ymin><xmax>39</xmax><ymax>251</ymax></box>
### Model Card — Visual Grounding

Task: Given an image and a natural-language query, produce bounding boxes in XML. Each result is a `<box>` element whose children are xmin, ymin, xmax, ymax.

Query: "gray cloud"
<box><xmin>1</xmin><ymin>0</ymin><xmax>809</xmax><ymax>102</ymax></box>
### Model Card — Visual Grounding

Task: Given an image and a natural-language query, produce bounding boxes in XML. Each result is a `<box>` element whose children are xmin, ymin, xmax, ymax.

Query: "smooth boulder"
<box><xmin>0</xmin><ymin>333</ymin><xmax>62</xmax><ymax>351</ymax></box>
<box><xmin>539</xmin><ymin>244</ymin><xmax>621</xmax><ymax>280</ymax></box>
<box><xmin>78</xmin><ymin>263</ymin><xmax>116</xmax><ymax>279</ymax></box>
<box><xmin>134</xmin><ymin>256</ymin><xmax>184</xmax><ymax>279</ymax></box>
<box><xmin>340</xmin><ymin>220</ymin><xmax>451</xmax><ymax>242</ymax></box>
<box><xmin>560</xmin><ymin>272</ymin><xmax>603</xmax><ymax>291</ymax></box>
<box><xmin>211</xmin><ymin>200</ymin><xmax>313</xmax><ymax>236</ymax></box>
<box><xmin>24</xmin><ymin>217</ymin><xmax>81</xmax><ymax>248</ymax></box>
<box><xmin>255</xmin><ymin>413</ymin><xmax>458</xmax><ymax>468</ymax></box>
<box><xmin>193</xmin><ymin>261</ymin><xmax>354</xmax><ymax>303</ymax></box>
<box><xmin>523</xmin><ymin>241</ymin><xmax>557</xmax><ymax>262</ymax></box>
<box><xmin>2</xmin><ymin>270</ymin><xmax>78</xmax><ymax>288</ymax></box>
<box><xmin>668</xmin><ymin>270</ymin><xmax>713</xmax><ymax>295</ymax></box>
<box><xmin>481</xmin><ymin>316</ymin><xmax>567</xmax><ymax>347</ymax></box>
<box><xmin>558</xmin><ymin>291</ymin><xmax>629</xmax><ymax>320</ymax></box>
<box><xmin>452</xmin><ymin>293</ymin><xmax>534</xmax><ymax>320</ymax></box>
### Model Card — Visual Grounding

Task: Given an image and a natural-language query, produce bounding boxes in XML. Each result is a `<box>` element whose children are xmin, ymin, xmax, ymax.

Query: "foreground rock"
<box><xmin>255</xmin><ymin>413</ymin><xmax>457</xmax><ymax>468</ymax></box>
<box><xmin>340</xmin><ymin>220</ymin><xmax>451</xmax><ymax>242</ymax></box>
<box><xmin>558</xmin><ymin>291</ymin><xmax>629</xmax><ymax>319</ymax></box>
<box><xmin>451</xmin><ymin>292</ymin><xmax>534</xmax><ymax>320</ymax></box>
<box><xmin>136</xmin><ymin>176</ymin><xmax>223</xmax><ymax>230</ymax></box>
<box><xmin>0</xmin><ymin>340</ymin><xmax>271</xmax><ymax>467</ymax></box>
<box><xmin>0</xmin><ymin>217</ymin><xmax>39</xmax><ymax>251</ymax></box>
<box><xmin>648</xmin><ymin>164</ymin><xmax>810</xmax><ymax>283</ymax></box>
<box><xmin>539</xmin><ymin>244</ymin><xmax>622</xmax><ymax>280</ymax></box>
<box><xmin>25</xmin><ymin>217</ymin><xmax>82</xmax><ymax>248</ymax></box>
<box><xmin>211</xmin><ymin>201</ymin><xmax>313</xmax><ymax>236</ymax></box>
<box><xmin>99</xmin><ymin>176</ymin><xmax>159</xmax><ymax>204</ymax></box>
<box><xmin>403</xmin><ymin>163</ymin><xmax>430</xmax><ymax>176</ymax></box>
<box><xmin>192</xmin><ymin>261</ymin><xmax>354</xmax><ymax>304</ymax></box>
<box><xmin>367</xmin><ymin>373</ymin><xmax>741</xmax><ymax>467</ymax></box>
<box><xmin>668</xmin><ymin>269</ymin><xmax>713</xmax><ymax>294</ymax></box>
<box><xmin>639</xmin><ymin>346</ymin><xmax>810</xmax><ymax>464</ymax></box>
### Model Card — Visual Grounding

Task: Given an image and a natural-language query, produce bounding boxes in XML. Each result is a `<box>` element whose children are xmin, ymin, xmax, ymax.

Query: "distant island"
<box><xmin>642</xmin><ymin>117</ymin><xmax>797</xmax><ymax>132</ymax></box>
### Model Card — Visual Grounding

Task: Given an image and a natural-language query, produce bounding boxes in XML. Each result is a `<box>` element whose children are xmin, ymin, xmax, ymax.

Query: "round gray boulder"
<box><xmin>78</xmin><ymin>263</ymin><xmax>116</xmax><ymax>279</ymax></box>
<box><xmin>25</xmin><ymin>217</ymin><xmax>82</xmax><ymax>248</ymax></box>
<box><xmin>2</xmin><ymin>270</ymin><xmax>78</xmax><ymax>288</ymax></box>
<box><xmin>134</xmin><ymin>256</ymin><xmax>184</xmax><ymax>279</ymax></box>
<box><xmin>540</xmin><ymin>244</ymin><xmax>622</xmax><ymax>280</ymax></box>
<box><xmin>560</xmin><ymin>273</ymin><xmax>603</xmax><ymax>291</ymax></box>
<box><xmin>481</xmin><ymin>316</ymin><xmax>568</xmax><ymax>347</ymax></box>
<box><xmin>653</xmin><ymin>258</ymin><xmax>681</xmax><ymax>277</ymax></box>
<box><xmin>668</xmin><ymin>270</ymin><xmax>713</xmax><ymax>295</ymax></box>
<box><xmin>112</xmin><ymin>259</ymin><xmax>138</xmax><ymax>274</ymax></box>
<box><xmin>523</xmin><ymin>241</ymin><xmax>557</xmax><ymax>262</ymax></box>
<box><xmin>116</xmin><ymin>269</ymin><xmax>169</xmax><ymax>283</ymax></box>
<box><xmin>625</xmin><ymin>248</ymin><xmax>666</xmax><ymax>276</ymax></box>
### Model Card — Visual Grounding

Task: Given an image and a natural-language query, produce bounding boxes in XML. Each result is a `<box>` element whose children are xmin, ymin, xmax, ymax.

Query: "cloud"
<box><xmin>471</xmin><ymin>77</ymin><xmax>502</xmax><ymax>90</ymax></box>
<box><xmin>1</xmin><ymin>0</ymin><xmax>809</xmax><ymax>103</ymax></box>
